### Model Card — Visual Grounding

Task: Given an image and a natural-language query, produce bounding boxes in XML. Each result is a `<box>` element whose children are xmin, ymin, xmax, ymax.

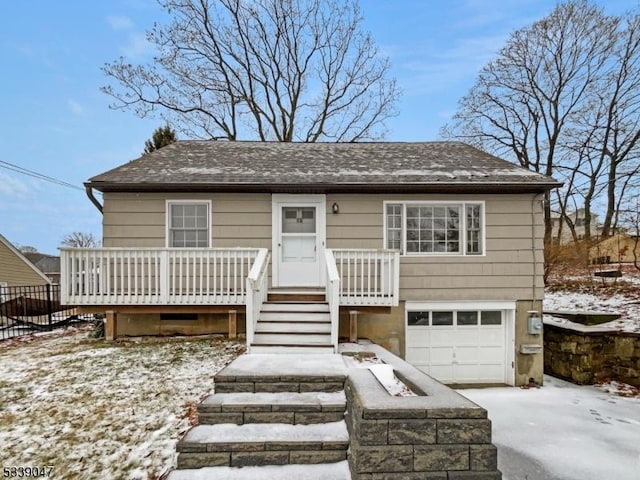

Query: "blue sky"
<box><xmin>1</xmin><ymin>0</ymin><xmax>637</xmax><ymax>254</ymax></box>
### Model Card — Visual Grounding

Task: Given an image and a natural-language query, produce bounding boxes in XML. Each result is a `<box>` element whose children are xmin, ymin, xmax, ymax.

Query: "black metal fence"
<box><xmin>0</xmin><ymin>284</ymin><xmax>88</xmax><ymax>341</ymax></box>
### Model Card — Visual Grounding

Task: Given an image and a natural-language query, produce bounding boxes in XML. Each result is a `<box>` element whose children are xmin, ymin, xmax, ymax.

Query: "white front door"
<box><xmin>272</xmin><ymin>195</ymin><xmax>326</xmax><ymax>287</ymax></box>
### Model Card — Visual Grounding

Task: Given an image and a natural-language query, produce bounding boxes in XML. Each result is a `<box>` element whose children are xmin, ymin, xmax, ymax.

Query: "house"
<box><xmin>551</xmin><ymin>208</ymin><xmax>601</xmax><ymax>243</ymax></box>
<box><xmin>60</xmin><ymin>141</ymin><xmax>560</xmax><ymax>387</ymax></box>
<box><xmin>589</xmin><ymin>232</ymin><xmax>639</xmax><ymax>265</ymax></box>
<box><xmin>0</xmin><ymin>234</ymin><xmax>51</xmax><ymax>288</ymax></box>
<box><xmin>23</xmin><ymin>252</ymin><xmax>61</xmax><ymax>284</ymax></box>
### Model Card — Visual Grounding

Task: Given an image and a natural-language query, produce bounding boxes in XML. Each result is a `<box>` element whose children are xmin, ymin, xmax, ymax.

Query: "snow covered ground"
<box><xmin>544</xmin><ymin>290</ymin><xmax>640</xmax><ymax>333</ymax></box>
<box><xmin>544</xmin><ymin>265</ymin><xmax>640</xmax><ymax>333</ymax></box>
<box><xmin>0</xmin><ymin>327</ymin><xmax>243</xmax><ymax>480</ymax></box>
<box><xmin>460</xmin><ymin>375</ymin><xmax>640</xmax><ymax>480</ymax></box>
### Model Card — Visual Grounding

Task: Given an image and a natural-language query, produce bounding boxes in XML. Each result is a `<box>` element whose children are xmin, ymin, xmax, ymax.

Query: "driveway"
<box><xmin>459</xmin><ymin>375</ymin><xmax>640</xmax><ymax>480</ymax></box>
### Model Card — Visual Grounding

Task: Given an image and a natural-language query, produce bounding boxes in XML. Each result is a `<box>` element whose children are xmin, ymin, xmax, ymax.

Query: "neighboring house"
<box><xmin>551</xmin><ymin>208</ymin><xmax>601</xmax><ymax>243</ymax></box>
<box><xmin>0</xmin><ymin>234</ymin><xmax>51</xmax><ymax>288</ymax></box>
<box><xmin>61</xmin><ymin>141</ymin><xmax>559</xmax><ymax>387</ymax></box>
<box><xmin>23</xmin><ymin>252</ymin><xmax>61</xmax><ymax>284</ymax></box>
<box><xmin>589</xmin><ymin>232</ymin><xmax>640</xmax><ymax>265</ymax></box>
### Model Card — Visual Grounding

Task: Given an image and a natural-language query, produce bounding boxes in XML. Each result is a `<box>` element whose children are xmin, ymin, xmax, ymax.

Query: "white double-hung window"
<box><xmin>384</xmin><ymin>201</ymin><xmax>484</xmax><ymax>255</ymax></box>
<box><xmin>167</xmin><ymin>200</ymin><xmax>211</xmax><ymax>247</ymax></box>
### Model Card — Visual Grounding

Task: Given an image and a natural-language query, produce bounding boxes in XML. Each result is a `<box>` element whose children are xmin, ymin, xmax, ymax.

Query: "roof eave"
<box><xmin>87</xmin><ymin>181</ymin><xmax>562</xmax><ymax>195</ymax></box>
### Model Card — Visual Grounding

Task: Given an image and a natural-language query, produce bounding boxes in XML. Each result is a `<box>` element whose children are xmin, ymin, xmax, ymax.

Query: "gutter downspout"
<box><xmin>85</xmin><ymin>185</ymin><xmax>103</xmax><ymax>214</ymax></box>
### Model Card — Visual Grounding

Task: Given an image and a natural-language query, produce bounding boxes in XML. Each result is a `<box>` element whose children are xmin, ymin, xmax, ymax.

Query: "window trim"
<box><xmin>383</xmin><ymin>200</ymin><xmax>486</xmax><ymax>256</ymax></box>
<box><xmin>165</xmin><ymin>200</ymin><xmax>212</xmax><ymax>248</ymax></box>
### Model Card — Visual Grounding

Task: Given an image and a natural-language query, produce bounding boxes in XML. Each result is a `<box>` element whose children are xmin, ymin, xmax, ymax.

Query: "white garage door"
<box><xmin>405</xmin><ymin>303</ymin><xmax>513</xmax><ymax>385</ymax></box>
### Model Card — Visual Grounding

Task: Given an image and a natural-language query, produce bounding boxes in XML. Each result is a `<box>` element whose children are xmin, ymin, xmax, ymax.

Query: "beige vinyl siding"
<box><xmin>326</xmin><ymin>193</ymin><xmax>544</xmax><ymax>301</ymax></box>
<box><xmin>102</xmin><ymin>191</ymin><xmax>543</xmax><ymax>300</ymax></box>
<box><xmin>0</xmin><ymin>241</ymin><xmax>49</xmax><ymax>286</ymax></box>
<box><xmin>325</xmin><ymin>194</ymin><xmax>382</xmax><ymax>249</ymax></box>
<box><xmin>102</xmin><ymin>192</ymin><xmax>271</xmax><ymax>248</ymax></box>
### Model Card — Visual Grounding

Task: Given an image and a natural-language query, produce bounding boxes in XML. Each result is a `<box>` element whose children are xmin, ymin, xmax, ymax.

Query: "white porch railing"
<box><xmin>245</xmin><ymin>249</ymin><xmax>270</xmax><ymax>352</ymax></box>
<box><xmin>324</xmin><ymin>249</ymin><xmax>341</xmax><ymax>352</ymax></box>
<box><xmin>60</xmin><ymin>247</ymin><xmax>261</xmax><ymax>305</ymax></box>
<box><xmin>329</xmin><ymin>249</ymin><xmax>400</xmax><ymax>307</ymax></box>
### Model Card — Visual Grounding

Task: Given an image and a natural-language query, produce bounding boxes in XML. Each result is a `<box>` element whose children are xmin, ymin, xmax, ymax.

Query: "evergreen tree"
<box><xmin>143</xmin><ymin>125</ymin><xmax>177</xmax><ymax>155</ymax></box>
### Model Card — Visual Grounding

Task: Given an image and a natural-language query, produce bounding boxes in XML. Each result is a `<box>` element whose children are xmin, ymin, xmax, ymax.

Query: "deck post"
<box><xmin>349</xmin><ymin>310</ymin><xmax>358</xmax><ymax>343</ymax></box>
<box><xmin>228</xmin><ymin>310</ymin><xmax>237</xmax><ymax>340</ymax></box>
<box><xmin>105</xmin><ymin>310</ymin><xmax>117</xmax><ymax>341</ymax></box>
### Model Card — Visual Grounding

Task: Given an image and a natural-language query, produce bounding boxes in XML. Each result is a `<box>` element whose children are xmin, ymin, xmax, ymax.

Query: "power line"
<box><xmin>0</xmin><ymin>160</ymin><xmax>84</xmax><ymax>191</ymax></box>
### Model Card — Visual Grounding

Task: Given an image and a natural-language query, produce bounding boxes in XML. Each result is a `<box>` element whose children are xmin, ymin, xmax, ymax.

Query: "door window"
<box><xmin>282</xmin><ymin>207</ymin><xmax>316</xmax><ymax>234</ymax></box>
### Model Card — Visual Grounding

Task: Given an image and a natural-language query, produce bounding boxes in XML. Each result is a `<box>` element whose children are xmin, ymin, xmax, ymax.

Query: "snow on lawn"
<box><xmin>0</xmin><ymin>327</ymin><xmax>244</xmax><ymax>480</ymax></box>
<box><xmin>460</xmin><ymin>375</ymin><xmax>640</xmax><ymax>480</ymax></box>
<box><xmin>544</xmin><ymin>290</ymin><xmax>640</xmax><ymax>333</ymax></box>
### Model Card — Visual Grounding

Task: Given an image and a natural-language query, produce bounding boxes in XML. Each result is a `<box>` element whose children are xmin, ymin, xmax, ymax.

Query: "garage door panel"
<box><xmin>455</xmin><ymin>329</ymin><xmax>482</xmax><ymax>345</ymax></box>
<box><xmin>479</xmin><ymin>346</ymin><xmax>504</xmax><ymax>362</ymax></box>
<box><xmin>430</xmin><ymin>346</ymin><xmax>454</xmax><ymax>363</ymax></box>
<box><xmin>455</xmin><ymin>367</ymin><xmax>479</xmax><ymax>383</ymax></box>
<box><xmin>429</xmin><ymin>365</ymin><xmax>454</xmax><ymax>383</ymax></box>
<box><xmin>477</xmin><ymin>329</ymin><xmax>504</xmax><ymax>344</ymax></box>
<box><xmin>456</xmin><ymin>346</ymin><xmax>480</xmax><ymax>362</ymax></box>
<box><xmin>406</xmin><ymin>347</ymin><xmax>429</xmax><ymax>364</ymax></box>
<box><xmin>405</xmin><ymin>328</ymin><xmax>430</xmax><ymax>347</ymax></box>
<box><xmin>429</xmin><ymin>329</ymin><xmax>455</xmax><ymax>346</ymax></box>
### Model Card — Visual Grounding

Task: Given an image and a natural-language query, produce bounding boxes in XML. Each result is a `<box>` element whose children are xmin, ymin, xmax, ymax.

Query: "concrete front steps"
<box><xmin>176</xmin><ymin>421</ymin><xmax>349</xmax><ymax>469</ymax></box>
<box><xmin>198</xmin><ymin>391</ymin><xmax>346</xmax><ymax>425</ymax></box>
<box><xmin>250</xmin><ymin>291</ymin><xmax>334</xmax><ymax>353</ymax></box>
<box><xmin>167</xmin><ymin>461</ymin><xmax>351</xmax><ymax>480</ymax></box>
<box><xmin>167</xmin><ymin>357</ymin><xmax>350</xmax><ymax>480</ymax></box>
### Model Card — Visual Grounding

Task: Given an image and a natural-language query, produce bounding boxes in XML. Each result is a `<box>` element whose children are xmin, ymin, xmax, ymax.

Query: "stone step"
<box><xmin>259</xmin><ymin>311</ymin><xmax>330</xmax><ymax>322</ymax></box>
<box><xmin>166</xmin><ymin>460</ymin><xmax>351</xmax><ymax>480</ymax></box>
<box><xmin>199</xmin><ymin>391</ymin><xmax>346</xmax><ymax>425</ymax></box>
<box><xmin>177</xmin><ymin>421</ymin><xmax>349</xmax><ymax>469</ymax></box>
<box><xmin>261</xmin><ymin>303</ymin><xmax>330</xmax><ymax>313</ymax></box>
<box><xmin>255</xmin><ymin>321</ymin><xmax>331</xmax><ymax>334</ymax></box>
<box><xmin>213</xmin><ymin>354</ymin><xmax>346</xmax><ymax>393</ymax></box>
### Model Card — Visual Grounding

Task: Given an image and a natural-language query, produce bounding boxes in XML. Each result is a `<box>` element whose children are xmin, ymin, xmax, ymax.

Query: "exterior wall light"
<box><xmin>332</xmin><ymin>202</ymin><xmax>339</xmax><ymax>214</ymax></box>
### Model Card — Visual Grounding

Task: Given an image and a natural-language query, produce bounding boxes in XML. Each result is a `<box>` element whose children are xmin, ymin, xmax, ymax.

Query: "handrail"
<box><xmin>245</xmin><ymin>249</ymin><xmax>270</xmax><ymax>352</ymax></box>
<box><xmin>60</xmin><ymin>247</ymin><xmax>260</xmax><ymax>305</ymax></box>
<box><xmin>324</xmin><ymin>249</ymin><xmax>341</xmax><ymax>352</ymax></box>
<box><xmin>331</xmin><ymin>248</ymin><xmax>400</xmax><ymax>307</ymax></box>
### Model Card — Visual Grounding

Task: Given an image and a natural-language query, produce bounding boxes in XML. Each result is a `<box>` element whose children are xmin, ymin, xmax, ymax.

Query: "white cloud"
<box><xmin>106</xmin><ymin>15</ymin><xmax>134</xmax><ymax>31</ymax></box>
<box><xmin>67</xmin><ymin>99</ymin><xmax>85</xmax><ymax>116</ymax></box>
<box><xmin>0</xmin><ymin>172</ymin><xmax>30</xmax><ymax>197</ymax></box>
<box><xmin>122</xmin><ymin>32</ymin><xmax>155</xmax><ymax>58</ymax></box>
<box><xmin>394</xmin><ymin>32</ymin><xmax>506</xmax><ymax>96</ymax></box>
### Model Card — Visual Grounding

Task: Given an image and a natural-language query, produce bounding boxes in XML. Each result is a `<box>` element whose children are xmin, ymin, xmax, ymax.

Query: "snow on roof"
<box><xmin>88</xmin><ymin>141</ymin><xmax>560</xmax><ymax>193</ymax></box>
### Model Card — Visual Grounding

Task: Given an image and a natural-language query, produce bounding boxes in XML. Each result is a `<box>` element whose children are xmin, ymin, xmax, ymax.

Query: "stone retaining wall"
<box><xmin>544</xmin><ymin>323</ymin><xmax>640</xmax><ymax>387</ymax></box>
<box><xmin>344</xmin><ymin>345</ymin><xmax>501</xmax><ymax>480</ymax></box>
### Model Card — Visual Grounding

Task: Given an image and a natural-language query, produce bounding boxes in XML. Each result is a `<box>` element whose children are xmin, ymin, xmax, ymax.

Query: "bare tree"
<box><xmin>441</xmin><ymin>1</ymin><xmax>622</xmax><ymax>270</ymax></box>
<box><xmin>61</xmin><ymin>232</ymin><xmax>101</xmax><ymax>248</ymax></box>
<box><xmin>102</xmin><ymin>0</ymin><xmax>399</xmax><ymax>142</ymax></box>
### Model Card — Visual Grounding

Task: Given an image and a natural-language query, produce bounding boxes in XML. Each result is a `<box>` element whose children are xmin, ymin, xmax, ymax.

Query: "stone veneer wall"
<box><xmin>544</xmin><ymin>323</ymin><xmax>640</xmax><ymax>387</ymax></box>
<box><xmin>343</xmin><ymin>344</ymin><xmax>501</xmax><ymax>480</ymax></box>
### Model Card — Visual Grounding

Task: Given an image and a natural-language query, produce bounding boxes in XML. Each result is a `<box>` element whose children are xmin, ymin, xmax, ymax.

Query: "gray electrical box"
<box><xmin>527</xmin><ymin>311</ymin><xmax>543</xmax><ymax>335</ymax></box>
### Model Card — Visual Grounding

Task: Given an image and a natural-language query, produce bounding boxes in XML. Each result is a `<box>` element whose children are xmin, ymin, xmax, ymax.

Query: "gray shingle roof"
<box><xmin>88</xmin><ymin>141</ymin><xmax>560</xmax><ymax>193</ymax></box>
